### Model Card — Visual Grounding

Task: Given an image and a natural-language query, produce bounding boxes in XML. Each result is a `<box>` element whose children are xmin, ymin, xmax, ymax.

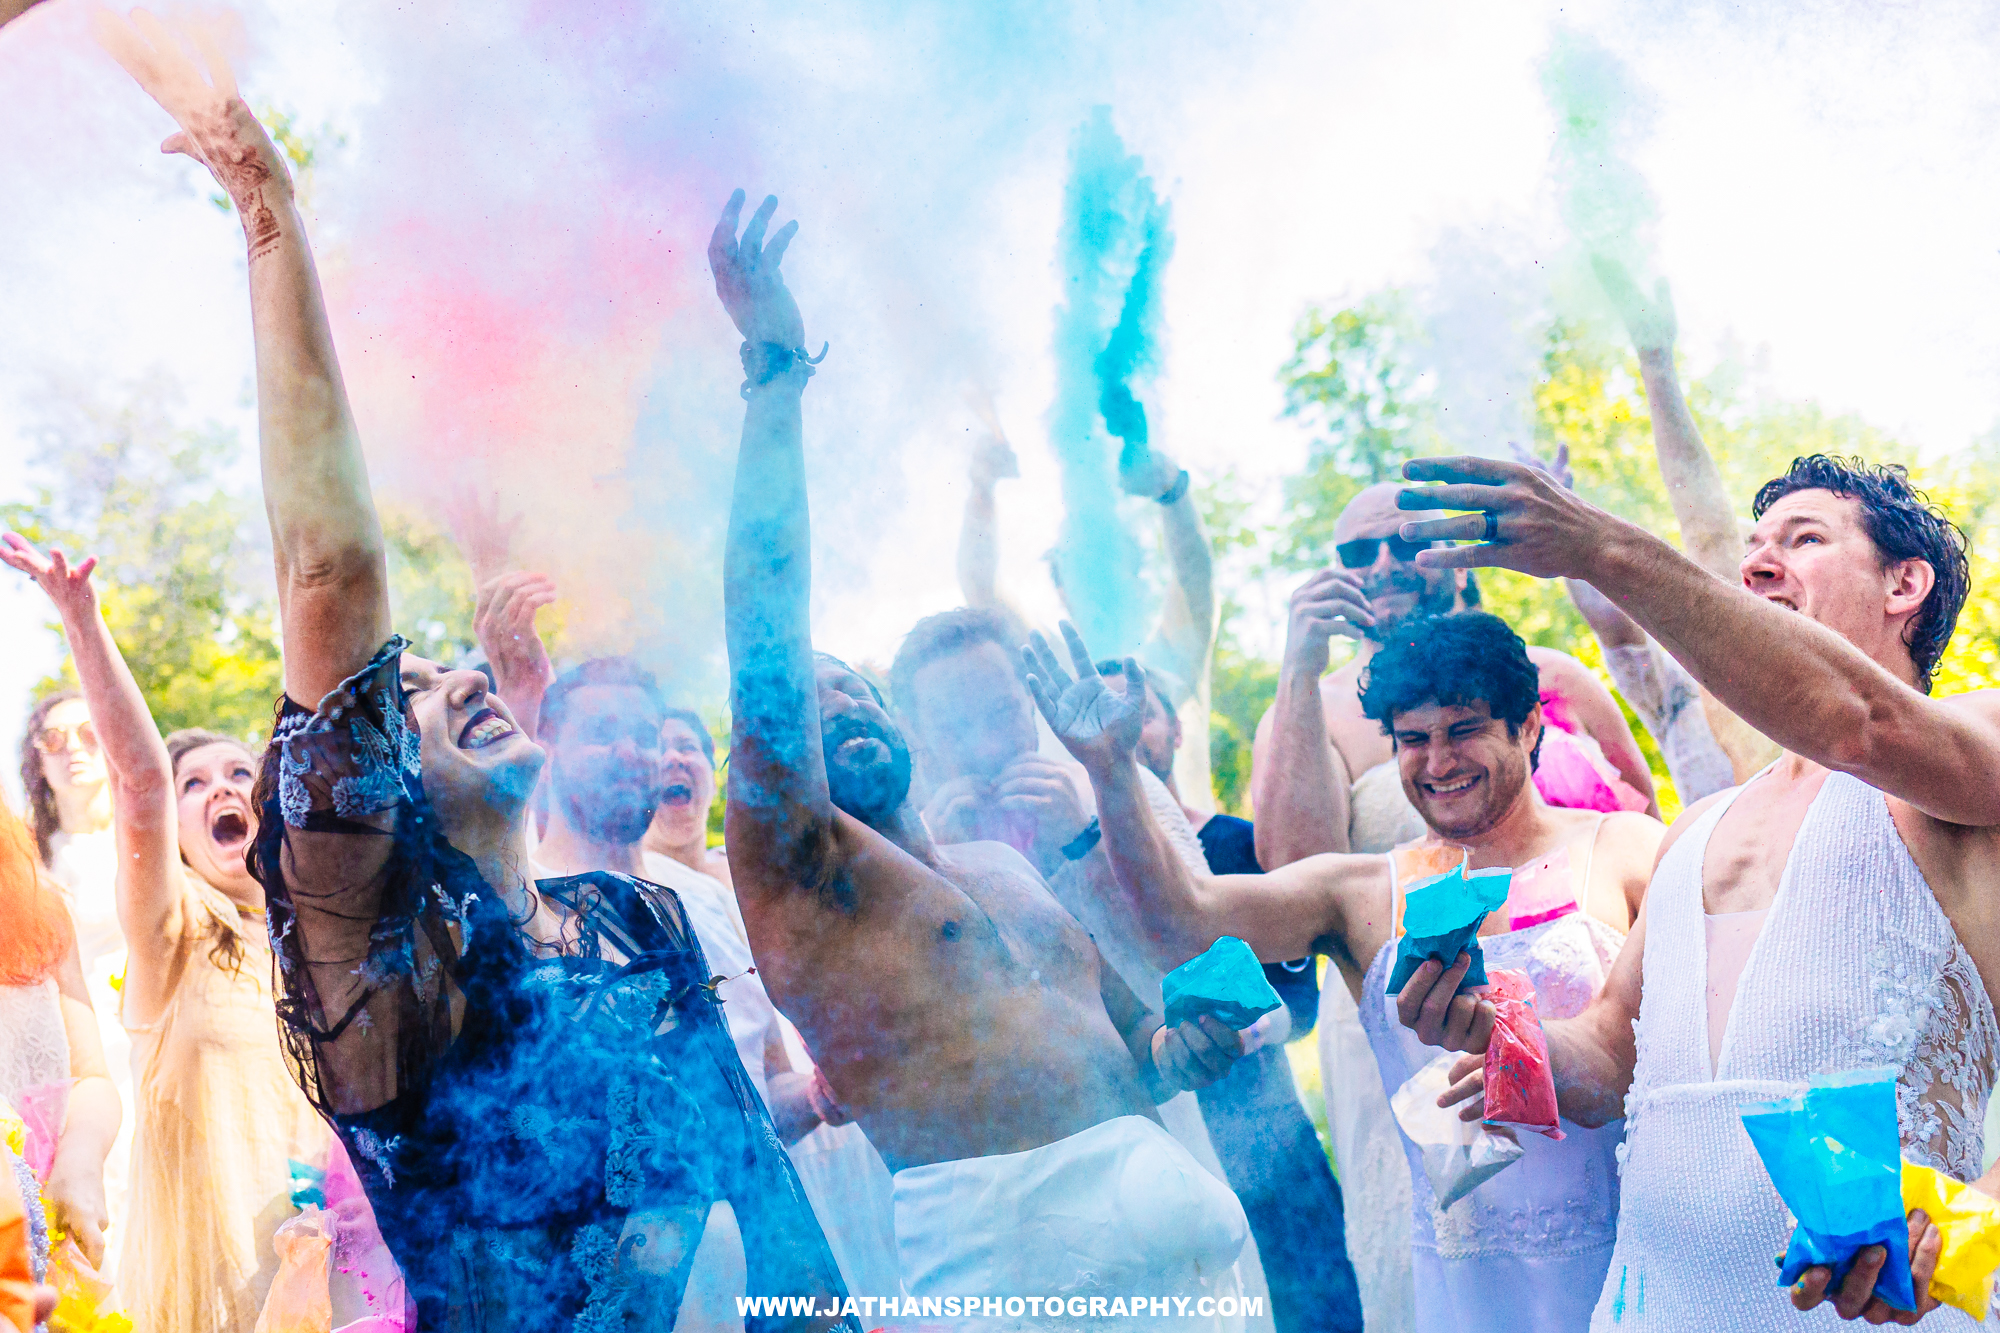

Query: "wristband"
<box><xmin>739</xmin><ymin>340</ymin><xmax>830</xmax><ymax>398</ymax></box>
<box><xmin>1156</xmin><ymin>469</ymin><xmax>1191</xmax><ymax>505</ymax></box>
<box><xmin>1061</xmin><ymin>817</ymin><xmax>1102</xmax><ymax>861</ymax></box>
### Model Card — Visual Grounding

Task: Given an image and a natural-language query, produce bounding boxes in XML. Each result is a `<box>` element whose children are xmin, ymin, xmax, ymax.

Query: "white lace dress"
<box><xmin>1357</xmin><ymin>870</ymin><xmax>1626</xmax><ymax>1332</ymax></box>
<box><xmin>0</xmin><ymin>977</ymin><xmax>70</xmax><ymax>1120</ymax></box>
<box><xmin>1595</xmin><ymin>771</ymin><xmax>1998</xmax><ymax>1330</ymax></box>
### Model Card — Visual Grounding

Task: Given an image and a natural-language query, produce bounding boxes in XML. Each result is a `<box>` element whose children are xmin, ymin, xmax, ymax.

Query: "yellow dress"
<box><xmin>119</xmin><ymin>881</ymin><xmax>328</xmax><ymax>1333</ymax></box>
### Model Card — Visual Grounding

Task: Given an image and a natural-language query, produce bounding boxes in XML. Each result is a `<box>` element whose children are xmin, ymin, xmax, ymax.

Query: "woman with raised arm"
<box><xmin>92</xmin><ymin>13</ymin><xmax>850</xmax><ymax>1331</ymax></box>
<box><xmin>0</xmin><ymin>533</ymin><xmax>326</xmax><ymax>1333</ymax></box>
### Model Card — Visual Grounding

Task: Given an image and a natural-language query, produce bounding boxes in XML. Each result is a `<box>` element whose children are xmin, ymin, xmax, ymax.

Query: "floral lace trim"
<box><xmin>273</xmin><ymin>635</ymin><xmax>419</xmax><ymax>829</ymax></box>
<box><xmin>1869</xmin><ymin>937</ymin><xmax>1998</xmax><ymax>1180</ymax></box>
<box><xmin>1420</xmin><ymin>1186</ymin><xmax>1617</xmax><ymax>1261</ymax></box>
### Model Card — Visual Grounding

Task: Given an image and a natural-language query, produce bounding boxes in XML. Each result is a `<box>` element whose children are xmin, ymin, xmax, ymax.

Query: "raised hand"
<box><xmin>1020</xmin><ymin>622</ymin><xmax>1147</xmax><ymax>772</ymax></box>
<box><xmin>970</xmin><ymin>433</ymin><xmax>1020</xmax><ymax>489</ymax></box>
<box><xmin>1590</xmin><ymin>255</ymin><xmax>1677</xmax><ymax>354</ymax></box>
<box><xmin>473</xmin><ymin>571</ymin><xmax>557</xmax><ymax>712</ymax></box>
<box><xmin>1117</xmin><ymin>445</ymin><xmax>1181</xmax><ymax>500</ymax></box>
<box><xmin>444</xmin><ymin>488</ymin><xmax>522</xmax><ymax>586</ymax></box>
<box><xmin>1283</xmin><ymin>566</ymin><xmax>1374</xmax><ymax>679</ymax></box>
<box><xmin>92</xmin><ymin>9</ymin><xmax>292</xmax><ymax>261</ymax></box>
<box><xmin>708</xmin><ymin>189</ymin><xmax>805</xmax><ymax>350</ymax></box>
<box><xmin>1395</xmin><ymin>455</ymin><xmax>1612</xmax><ymax>581</ymax></box>
<box><xmin>0</xmin><ymin>533</ymin><xmax>100</xmax><ymax>621</ymax></box>
<box><xmin>1508</xmin><ymin>440</ymin><xmax>1575</xmax><ymax>492</ymax></box>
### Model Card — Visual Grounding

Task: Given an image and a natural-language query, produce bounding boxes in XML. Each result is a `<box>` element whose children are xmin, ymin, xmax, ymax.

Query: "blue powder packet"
<box><xmin>1162</xmin><ymin>937</ymin><xmax>1284</xmax><ymax>1030</ymax></box>
<box><xmin>1385</xmin><ymin>864</ymin><xmax>1511</xmax><ymax>996</ymax></box>
<box><xmin>1740</xmin><ymin>1067</ymin><xmax>1915</xmax><ymax>1312</ymax></box>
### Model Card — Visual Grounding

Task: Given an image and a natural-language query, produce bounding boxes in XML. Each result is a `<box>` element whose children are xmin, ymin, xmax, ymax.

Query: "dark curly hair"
<box><xmin>1358</xmin><ymin>613</ymin><xmax>1543</xmax><ymax>767</ymax></box>
<box><xmin>1753</xmin><ymin>455</ymin><xmax>1969</xmax><ymax>693</ymax></box>
<box><xmin>19</xmin><ymin>689</ymin><xmax>83</xmax><ymax>867</ymax></box>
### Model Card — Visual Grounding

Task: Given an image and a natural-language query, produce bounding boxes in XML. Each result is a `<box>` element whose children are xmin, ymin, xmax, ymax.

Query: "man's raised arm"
<box><xmin>713</xmin><ymin>192</ymin><xmax>838</xmax><ymax>882</ymax></box>
<box><xmin>1250</xmin><ymin>569</ymin><xmax>1365</xmax><ymax>868</ymax></box>
<box><xmin>97</xmin><ymin>11</ymin><xmax>388</xmax><ymax>705</ymax></box>
<box><xmin>1026</xmin><ymin>624</ymin><xmax>1357</xmax><ymax>967</ymax></box>
<box><xmin>1396</xmin><ymin>456</ymin><xmax>2000</xmax><ymax>826</ymax></box>
<box><xmin>1592</xmin><ymin>257</ymin><xmax>1740</xmax><ymax>583</ymax></box>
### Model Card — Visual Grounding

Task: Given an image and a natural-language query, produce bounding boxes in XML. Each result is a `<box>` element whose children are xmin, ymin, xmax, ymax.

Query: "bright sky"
<box><xmin>2</xmin><ymin>0</ymin><xmax>1997</xmax><ymax>802</ymax></box>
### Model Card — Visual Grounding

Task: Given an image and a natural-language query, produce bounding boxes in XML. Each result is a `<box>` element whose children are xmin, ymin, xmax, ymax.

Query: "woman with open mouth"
<box><xmin>0</xmin><ymin>533</ymin><xmax>333</xmax><ymax>1333</ymax></box>
<box><xmin>89</xmin><ymin>13</ymin><xmax>854</xmax><ymax>1331</ymax></box>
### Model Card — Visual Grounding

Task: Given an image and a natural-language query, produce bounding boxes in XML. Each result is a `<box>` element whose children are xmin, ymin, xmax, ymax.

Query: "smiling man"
<box><xmin>1029</xmin><ymin>612</ymin><xmax>1661</xmax><ymax>1333</ymax></box>
<box><xmin>1390</xmin><ymin>453</ymin><xmax>2000</xmax><ymax>1330</ymax></box>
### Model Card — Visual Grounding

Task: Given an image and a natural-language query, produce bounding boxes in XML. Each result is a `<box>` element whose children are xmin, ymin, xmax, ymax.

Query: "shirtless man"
<box><xmin>1392</xmin><ymin>453</ymin><xmax>2000</xmax><ymax>1328</ymax></box>
<box><xmin>1026</xmin><ymin>610</ymin><xmax>1662</xmax><ymax>1333</ymax></box>
<box><xmin>1251</xmin><ymin>482</ymin><xmax>1657</xmax><ymax>867</ymax></box>
<box><xmin>711</xmin><ymin>190</ymin><xmax>1250</xmax><ymax>1316</ymax></box>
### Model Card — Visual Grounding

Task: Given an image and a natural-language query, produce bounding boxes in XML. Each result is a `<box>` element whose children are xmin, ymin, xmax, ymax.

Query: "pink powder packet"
<box><xmin>1506</xmin><ymin>846</ymin><xmax>1578</xmax><ymax>931</ymax></box>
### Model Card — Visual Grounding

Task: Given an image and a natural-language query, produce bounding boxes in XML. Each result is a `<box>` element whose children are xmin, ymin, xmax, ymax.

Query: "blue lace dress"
<box><xmin>252</xmin><ymin>637</ymin><xmax>855</xmax><ymax>1332</ymax></box>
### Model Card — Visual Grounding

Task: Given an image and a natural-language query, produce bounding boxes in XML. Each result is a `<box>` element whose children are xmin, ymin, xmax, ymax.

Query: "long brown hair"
<box><xmin>166</xmin><ymin>728</ymin><xmax>259</xmax><ymax>977</ymax></box>
<box><xmin>19</xmin><ymin>689</ymin><xmax>81</xmax><ymax>867</ymax></box>
<box><xmin>0</xmin><ymin>803</ymin><xmax>71</xmax><ymax>985</ymax></box>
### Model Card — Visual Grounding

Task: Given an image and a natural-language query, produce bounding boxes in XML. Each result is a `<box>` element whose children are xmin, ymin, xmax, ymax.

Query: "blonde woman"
<box><xmin>0</xmin><ymin>534</ymin><xmax>327</xmax><ymax>1333</ymax></box>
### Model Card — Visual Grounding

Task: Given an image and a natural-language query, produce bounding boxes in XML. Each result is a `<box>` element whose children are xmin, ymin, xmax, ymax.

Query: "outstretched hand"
<box><xmin>444</xmin><ymin>488</ymin><xmax>522</xmax><ymax>586</ymax></box>
<box><xmin>1</xmin><ymin>533</ymin><xmax>99</xmax><ymax>620</ymax></box>
<box><xmin>708</xmin><ymin>189</ymin><xmax>805</xmax><ymax>350</ymax></box>
<box><xmin>1020</xmin><ymin>622</ymin><xmax>1147</xmax><ymax>771</ymax></box>
<box><xmin>1395</xmin><ymin>456</ymin><xmax>1614</xmax><ymax>581</ymax></box>
<box><xmin>93</xmin><ymin>9</ymin><xmax>292</xmax><ymax>259</ymax></box>
<box><xmin>1590</xmin><ymin>255</ymin><xmax>1677</xmax><ymax>354</ymax></box>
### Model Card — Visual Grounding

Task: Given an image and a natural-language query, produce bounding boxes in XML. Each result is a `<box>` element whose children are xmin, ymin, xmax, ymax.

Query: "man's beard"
<box><xmin>1361</xmin><ymin>573</ymin><xmax>1459</xmax><ymax>643</ymax></box>
<box><xmin>558</xmin><ymin>775</ymin><xmax>658</xmax><ymax>847</ymax></box>
<box><xmin>823</xmin><ymin>717</ymin><xmax>915</xmax><ymax>824</ymax></box>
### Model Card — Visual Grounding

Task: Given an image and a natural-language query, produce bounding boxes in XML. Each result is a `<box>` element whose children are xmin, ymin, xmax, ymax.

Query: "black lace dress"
<box><xmin>252</xmin><ymin>637</ymin><xmax>855</xmax><ymax>1332</ymax></box>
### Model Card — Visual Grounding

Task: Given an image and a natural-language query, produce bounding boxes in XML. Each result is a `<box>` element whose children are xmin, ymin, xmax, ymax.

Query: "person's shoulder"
<box><xmin>1935</xmin><ymin>687</ymin><xmax>2000</xmax><ymax>723</ymax></box>
<box><xmin>1527</xmin><ymin>645</ymin><xmax>1594</xmax><ymax>684</ymax></box>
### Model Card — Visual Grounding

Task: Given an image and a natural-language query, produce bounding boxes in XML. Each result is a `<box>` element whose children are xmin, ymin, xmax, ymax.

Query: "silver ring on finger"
<box><xmin>1482</xmin><ymin>511</ymin><xmax>1501</xmax><ymax>543</ymax></box>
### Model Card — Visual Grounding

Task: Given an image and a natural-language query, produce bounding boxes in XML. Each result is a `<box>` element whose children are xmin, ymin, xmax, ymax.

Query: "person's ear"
<box><xmin>1884</xmin><ymin>557</ymin><xmax>1935</xmax><ymax>622</ymax></box>
<box><xmin>1519</xmin><ymin>702</ymin><xmax>1543</xmax><ymax>759</ymax></box>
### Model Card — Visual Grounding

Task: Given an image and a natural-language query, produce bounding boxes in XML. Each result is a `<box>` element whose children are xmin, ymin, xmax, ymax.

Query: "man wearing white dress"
<box><xmin>1394</xmin><ymin>453</ymin><xmax>2000</xmax><ymax>1328</ymax></box>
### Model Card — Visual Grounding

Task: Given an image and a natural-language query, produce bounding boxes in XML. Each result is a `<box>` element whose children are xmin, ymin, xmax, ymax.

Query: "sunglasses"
<box><xmin>34</xmin><ymin>721</ymin><xmax>100</xmax><ymax>756</ymax></box>
<box><xmin>1335</xmin><ymin>535</ymin><xmax>1448</xmax><ymax>569</ymax></box>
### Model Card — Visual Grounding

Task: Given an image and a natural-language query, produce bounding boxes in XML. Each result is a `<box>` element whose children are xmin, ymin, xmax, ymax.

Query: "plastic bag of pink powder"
<box><xmin>1483</xmin><ymin>969</ymin><xmax>1563</xmax><ymax>1141</ymax></box>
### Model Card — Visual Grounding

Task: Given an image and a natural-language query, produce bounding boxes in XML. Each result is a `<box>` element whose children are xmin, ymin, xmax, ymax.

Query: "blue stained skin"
<box><xmin>1047</xmin><ymin>106</ymin><xmax>1174</xmax><ymax>658</ymax></box>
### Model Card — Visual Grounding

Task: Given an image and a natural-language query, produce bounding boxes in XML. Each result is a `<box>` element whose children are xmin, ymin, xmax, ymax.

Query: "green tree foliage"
<box><xmin>2</xmin><ymin>380</ymin><xmax>282</xmax><ymax>739</ymax></box>
<box><xmin>381</xmin><ymin>505</ymin><xmax>478</xmax><ymax>668</ymax></box>
<box><xmin>1274</xmin><ymin>293</ymin><xmax>1444</xmax><ymax>572</ymax></box>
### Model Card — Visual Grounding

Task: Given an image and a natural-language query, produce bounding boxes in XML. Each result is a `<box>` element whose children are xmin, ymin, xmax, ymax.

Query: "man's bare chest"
<box><xmin>1701</xmin><ymin>771</ymin><xmax>1829</xmax><ymax>915</ymax></box>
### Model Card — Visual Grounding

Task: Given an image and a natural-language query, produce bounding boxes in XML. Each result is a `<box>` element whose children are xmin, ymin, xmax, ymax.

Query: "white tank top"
<box><xmin>1592</xmin><ymin>770</ymin><xmax>1998</xmax><ymax>1330</ymax></box>
<box><xmin>1357</xmin><ymin>823</ymin><xmax>1627</xmax><ymax>1333</ymax></box>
